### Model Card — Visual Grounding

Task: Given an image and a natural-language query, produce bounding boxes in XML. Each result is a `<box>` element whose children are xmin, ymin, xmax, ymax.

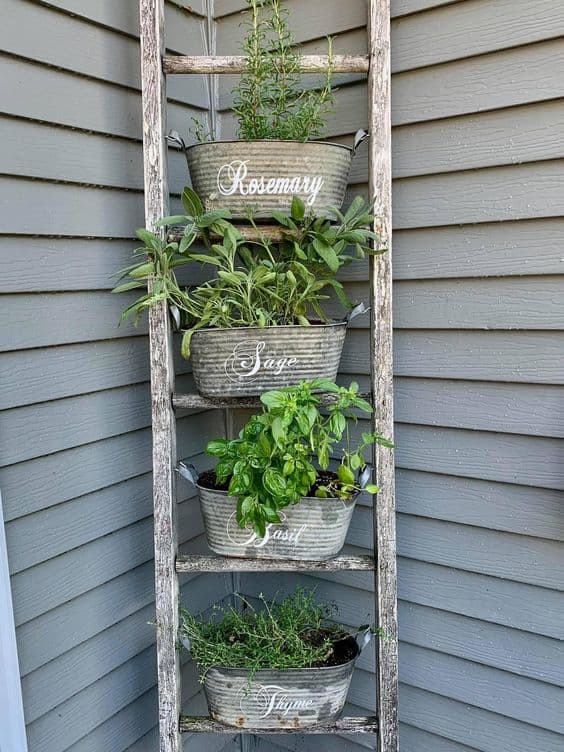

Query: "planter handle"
<box><xmin>358</xmin><ymin>465</ymin><xmax>373</xmax><ymax>491</ymax></box>
<box><xmin>176</xmin><ymin>461</ymin><xmax>198</xmax><ymax>486</ymax></box>
<box><xmin>354</xmin><ymin>626</ymin><xmax>376</xmax><ymax>654</ymax></box>
<box><xmin>345</xmin><ymin>300</ymin><xmax>370</xmax><ymax>326</ymax></box>
<box><xmin>352</xmin><ymin>129</ymin><xmax>369</xmax><ymax>156</ymax></box>
<box><xmin>167</xmin><ymin>130</ymin><xmax>189</xmax><ymax>151</ymax></box>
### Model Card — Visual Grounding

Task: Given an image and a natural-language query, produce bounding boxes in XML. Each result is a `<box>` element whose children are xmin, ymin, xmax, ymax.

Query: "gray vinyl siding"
<box><xmin>2</xmin><ymin>1</ymin><xmax>564</xmax><ymax>752</ymax></box>
<box><xmin>0</xmin><ymin>2</ymin><xmax>234</xmax><ymax>751</ymax></box>
<box><xmin>215</xmin><ymin>1</ymin><xmax>564</xmax><ymax>751</ymax></box>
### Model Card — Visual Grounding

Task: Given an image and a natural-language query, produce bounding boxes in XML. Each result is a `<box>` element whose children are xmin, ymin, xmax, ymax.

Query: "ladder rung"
<box><xmin>176</xmin><ymin>554</ymin><xmax>374</xmax><ymax>573</ymax></box>
<box><xmin>168</xmin><ymin>224</ymin><xmax>286</xmax><ymax>244</ymax></box>
<box><xmin>164</xmin><ymin>54</ymin><xmax>369</xmax><ymax>75</ymax></box>
<box><xmin>173</xmin><ymin>392</ymin><xmax>373</xmax><ymax>410</ymax></box>
<box><xmin>180</xmin><ymin>715</ymin><xmax>378</xmax><ymax>734</ymax></box>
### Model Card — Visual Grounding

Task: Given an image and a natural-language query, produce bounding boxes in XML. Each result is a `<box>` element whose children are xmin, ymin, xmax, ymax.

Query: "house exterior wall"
<box><xmin>215</xmin><ymin>1</ymin><xmax>564</xmax><ymax>751</ymax></box>
<box><xmin>1</xmin><ymin>1</ymin><xmax>563</xmax><ymax>751</ymax></box>
<box><xmin>0</xmin><ymin>1</ymin><xmax>235</xmax><ymax>750</ymax></box>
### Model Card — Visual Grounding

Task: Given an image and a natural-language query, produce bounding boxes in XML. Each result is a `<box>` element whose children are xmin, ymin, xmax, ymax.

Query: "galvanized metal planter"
<box><xmin>203</xmin><ymin>651</ymin><xmax>358</xmax><ymax>729</ymax></box>
<box><xmin>189</xmin><ymin>321</ymin><xmax>347</xmax><ymax>398</ymax></box>
<box><xmin>197</xmin><ymin>483</ymin><xmax>356</xmax><ymax>560</ymax></box>
<box><xmin>184</xmin><ymin>140</ymin><xmax>352</xmax><ymax>219</ymax></box>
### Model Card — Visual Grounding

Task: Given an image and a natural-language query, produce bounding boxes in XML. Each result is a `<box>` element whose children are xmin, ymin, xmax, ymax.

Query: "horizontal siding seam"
<box><xmin>10</xmin><ymin>505</ymin><xmax>203</xmax><ymax>588</ymax></box>
<box><xmin>0</xmin><ymin>383</ymin><xmax>213</xmax><ymax>419</ymax></box>
<box><xmin>393</xmin><ymin>157</ymin><xmax>564</xmax><ymax>186</ymax></box>
<box><xmin>16</xmin><ymin>563</ymin><xmax>205</xmax><ymax>656</ymax></box>
<box><xmin>0</xmin><ymin>109</ymin><xmax>198</xmax><ymax>149</ymax></box>
<box><xmin>395</xmin><ymin>714</ymin><xmax>494</xmax><ymax>752</ymax></box>
<box><xmin>0</xmin><ymin>411</ymin><xmax>213</xmax><ymax>469</ymax></box>
<box><xmin>0</xmin><ymin>232</ymin><xmax>138</xmax><ymax>241</ymax></box>
<box><xmin>398</xmin><ymin>678</ymin><xmax>564</xmax><ymax>737</ymax></box>
<box><xmin>0</xmin><ymin>333</ymin><xmax>147</xmax><ymax>358</ymax></box>
<box><xmin>399</xmin><ymin>721</ymin><xmax>482</xmax><ymax>752</ymax></box>
<box><xmin>37</xmin><ymin>646</ymin><xmax>159</xmax><ymax>751</ymax></box>
<box><xmin>0</xmin><ymin>171</ymin><xmax>147</xmax><ymax>195</ymax></box>
<box><xmin>396</xmin><ymin>510</ymin><xmax>564</xmax><ymax>548</ymax></box>
<box><xmin>0</xmin><ymin>49</ymin><xmax>142</xmax><ymax>96</ymax></box>
<box><xmin>393</xmin><ymin>418</ymin><xmax>564</xmax><ymax>440</ymax></box>
<box><xmin>213</xmin><ymin>0</ymin><xmax>465</xmax><ymax>21</ymax></box>
<box><xmin>74</xmin><ymin>680</ymin><xmax>205</xmax><ymax>752</ymax></box>
<box><xmin>391</xmin><ymin>214</ymin><xmax>564</xmax><ymax>235</ymax></box>
<box><xmin>396</xmin><ymin>551</ymin><xmax>564</xmax><ymax>594</ymax></box>
<box><xmin>391</xmin><ymin>326</ymin><xmax>564</xmax><ymax>333</ymax></box>
<box><xmin>0</xmin><ymin>112</ymin><xmax>146</xmax><ymax>145</ymax></box>
<box><xmin>32</xmin><ymin>0</ymin><xmax>207</xmax><ymax>38</ymax></box>
<box><xmin>392</xmin><ymin>33</ymin><xmax>564</xmax><ymax>74</ymax></box>
<box><xmin>396</xmin><ymin>634</ymin><xmax>564</xmax><ymax>690</ymax></box>
<box><xmin>0</xmin><ymin>425</ymin><xmax>156</xmax><ymax>469</ymax></box>
<box><xmin>308</xmin><ymin>568</ymin><xmax>563</xmax><ymax>634</ymax></box>
<box><xmin>390</xmin><ymin>0</ymin><xmax>466</xmax><ymax>21</ymax></box>
<box><xmin>26</xmin><ymin>642</ymin><xmax>159</xmax><ymax>727</ymax></box>
<box><xmin>392</xmin><ymin>37</ymin><xmax>564</xmax><ymax>77</ymax></box>
<box><xmin>19</xmin><ymin>0</ymin><xmax>142</xmax><ymax>45</ymax></box>
<box><xmin>390</xmin><ymin>155</ymin><xmax>564</xmax><ymax>184</ymax></box>
<box><xmin>0</xmin><ymin>49</ymin><xmax>208</xmax><ymax>110</ymax></box>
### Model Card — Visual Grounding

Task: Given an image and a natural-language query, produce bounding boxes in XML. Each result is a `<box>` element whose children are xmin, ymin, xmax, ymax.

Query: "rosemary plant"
<box><xmin>231</xmin><ymin>0</ymin><xmax>335</xmax><ymax>141</ymax></box>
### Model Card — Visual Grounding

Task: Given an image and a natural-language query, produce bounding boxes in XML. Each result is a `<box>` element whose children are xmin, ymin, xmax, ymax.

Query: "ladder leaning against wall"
<box><xmin>138</xmin><ymin>0</ymin><xmax>398</xmax><ymax>750</ymax></box>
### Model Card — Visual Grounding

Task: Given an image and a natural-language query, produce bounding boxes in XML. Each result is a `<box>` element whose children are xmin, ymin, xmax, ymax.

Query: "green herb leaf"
<box><xmin>181</xmin><ymin>329</ymin><xmax>193</xmax><ymax>359</ymax></box>
<box><xmin>182</xmin><ymin>187</ymin><xmax>204</xmax><ymax>217</ymax></box>
<box><xmin>129</xmin><ymin>263</ymin><xmax>155</xmax><ymax>279</ymax></box>
<box><xmin>206</xmin><ymin>439</ymin><xmax>228</xmax><ymax>456</ymax></box>
<box><xmin>290</xmin><ymin>196</ymin><xmax>306</xmax><ymax>221</ymax></box>
<box><xmin>156</xmin><ymin>215</ymin><xmax>190</xmax><ymax>226</ymax></box>
<box><xmin>135</xmin><ymin>228</ymin><xmax>161</xmax><ymax>251</ymax></box>
<box><xmin>271</xmin><ymin>416</ymin><xmax>286</xmax><ymax>445</ymax></box>
<box><xmin>312</xmin><ymin>237</ymin><xmax>340</xmax><ymax>273</ymax></box>
<box><xmin>111</xmin><ymin>280</ymin><xmax>145</xmax><ymax>294</ymax></box>
<box><xmin>337</xmin><ymin>464</ymin><xmax>355</xmax><ymax>486</ymax></box>
<box><xmin>260</xmin><ymin>390</ymin><xmax>286</xmax><ymax>409</ymax></box>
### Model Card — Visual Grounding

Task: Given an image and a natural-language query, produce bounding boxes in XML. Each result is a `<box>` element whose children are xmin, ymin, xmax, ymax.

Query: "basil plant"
<box><xmin>206</xmin><ymin>379</ymin><xmax>393</xmax><ymax>536</ymax></box>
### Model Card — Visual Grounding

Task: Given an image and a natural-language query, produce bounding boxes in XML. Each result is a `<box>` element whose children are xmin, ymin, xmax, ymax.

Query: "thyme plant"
<box><xmin>180</xmin><ymin>588</ymin><xmax>348</xmax><ymax>678</ymax></box>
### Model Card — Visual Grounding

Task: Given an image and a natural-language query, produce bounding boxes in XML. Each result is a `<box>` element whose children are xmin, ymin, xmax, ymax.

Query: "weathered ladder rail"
<box><xmin>180</xmin><ymin>715</ymin><xmax>379</xmax><ymax>733</ymax></box>
<box><xmin>173</xmin><ymin>391</ymin><xmax>372</xmax><ymax>410</ymax></box>
<box><xmin>176</xmin><ymin>553</ymin><xmax>375</xmax><ymax>573</ymax></box>
<box><xmin>139</xmin><ymin>1</ymin><xmax>398</xmax><ymax>751</ymax></box>
<box><xmin>368</xmin><ymin>3</ymin><xmax>399</xmax><ymax>750</ymax></box>
<box><xmin>163</xmin><ymin>54</ymin><xmax>369</xmax><ymax>73</ymax></box>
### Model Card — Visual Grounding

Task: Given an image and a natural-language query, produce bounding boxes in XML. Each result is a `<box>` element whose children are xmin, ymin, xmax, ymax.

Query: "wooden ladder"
<box><xmin>139</xmin><ymin>1</ymin><xmax>398</xmax><ymax>750</ymax></box>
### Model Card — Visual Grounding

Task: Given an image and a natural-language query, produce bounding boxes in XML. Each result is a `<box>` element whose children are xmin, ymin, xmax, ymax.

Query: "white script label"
<box><xmin>217</xmin><ymin>160</ymin><xmax>324</xmax><ymax>207</ymax></box>
<box><xmin>239</xmin><ymin>684</ymin><xmax>316</xmax><ymax>719</ymax></box>
<box><xmin>226</xmin><ymin>510</ymin><xmax>307</xmax><ymax>549</ymax></box>
<box><xmin>224</xmin><ymin>341</ymin><xmax>298</xmax><ymax>384</ymax></box>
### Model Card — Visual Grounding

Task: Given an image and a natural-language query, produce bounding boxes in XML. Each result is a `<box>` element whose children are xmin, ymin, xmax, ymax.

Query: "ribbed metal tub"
<box><xmin>189</xmin><ymin>322</ymin><xmax>346</xmax><ymax>397</ymax></box>
<box><xmin>198</xmin><ymin>484</ymin><xmax>356</xmax><ymax>560</ymax></box>
<box><xmin>203</xmin><ymin>651</ymin><xmax>358</xmax><ymax>729</ymax></box>
<box><xmin>185</xmin><ymin>140</ymin><xmax>352</xmax><ymax>219</ymax></box>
